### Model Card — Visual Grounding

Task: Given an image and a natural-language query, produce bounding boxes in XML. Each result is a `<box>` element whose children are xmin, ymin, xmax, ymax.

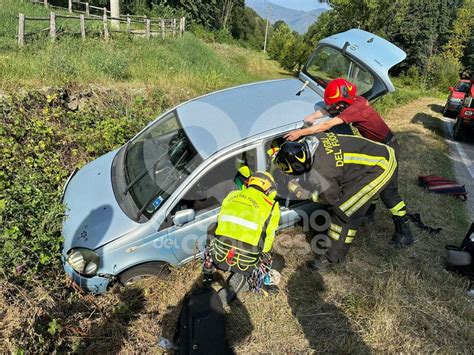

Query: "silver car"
<box><xmin>62</xmin><ymin>29</ymin><xmax>406</xmax><ymax>294</ymax></box>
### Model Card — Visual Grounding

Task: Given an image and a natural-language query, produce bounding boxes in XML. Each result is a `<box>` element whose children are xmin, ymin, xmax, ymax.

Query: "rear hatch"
<box><xmin>300</xmin><ymin>29</ymin><xmax>406</xmax><ymax>101</ymax></box>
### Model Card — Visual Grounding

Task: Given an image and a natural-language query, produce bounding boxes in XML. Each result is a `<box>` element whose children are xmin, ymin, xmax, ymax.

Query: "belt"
<box><xmin>381</xmin><ymin>131</ymin><xmax>396</xmax><ymax>145</ymax></box>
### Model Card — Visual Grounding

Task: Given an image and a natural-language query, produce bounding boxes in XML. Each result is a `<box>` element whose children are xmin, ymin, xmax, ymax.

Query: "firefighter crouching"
<box><xmin>203</xmin><ymin>172</ymin><xmax>282</xmax><ymax>303</ymax></box>
<box><xmin>273</xmin><ymin>132</ymin><xmax>414</xmax><ymax>269</ymax></box>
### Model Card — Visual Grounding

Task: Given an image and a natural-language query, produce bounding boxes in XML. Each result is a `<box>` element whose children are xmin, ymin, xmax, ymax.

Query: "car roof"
<box><xmin>176</xmin><ymin>79</ymin><xmax>321</xmax><ymax>159</ymax></box>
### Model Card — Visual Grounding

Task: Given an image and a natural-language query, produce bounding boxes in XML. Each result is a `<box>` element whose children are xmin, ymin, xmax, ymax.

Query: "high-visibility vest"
<box><xmin>215</xmin><ymin>187</ymin><xmax>280</xmax><ymax>253</ymax></box>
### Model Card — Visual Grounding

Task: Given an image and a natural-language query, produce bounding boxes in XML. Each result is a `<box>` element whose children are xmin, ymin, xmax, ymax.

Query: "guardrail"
<box><xmin>18</xmin><ymin>11</ymin><xmax>186</xmax><ymax>47</ymax></box>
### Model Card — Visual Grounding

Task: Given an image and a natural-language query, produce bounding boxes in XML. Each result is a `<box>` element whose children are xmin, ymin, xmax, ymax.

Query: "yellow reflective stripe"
<box><xmin>343</xmin><ymin>153</ymin><xmax>389</xmax><ymax>170</ymax></box>
<box><xmin>390</xmin><ymin>201</ymin><xmax>406</xmax><ymax>214</ymax></box>
<box><xmin>393</xmin><ymin>209</ymin><xmax>407</xmax><ymax>217</ymax></box>
<box><xmin>348</xmin><ymin>229</ymin><xmax>357</xmax><ymax>237</ymax></box>
<box><xmin>330</xmin><ymin>223</ymin><xmax>342</xmax><ymax>233</ymax></box>
<box><xmin>341</xmin><ymin>147</ymin><xmax>397</xmax><ymax>216</ymax></box>
<box><xmin>328</xmin><ymin>229</ymin><xmax>340</xmax><ymax>240</ymax></box>
<box><xmin>345</xmin><ymin>236</ymin><xmax>354</xmax><ymax>243</ymax></box>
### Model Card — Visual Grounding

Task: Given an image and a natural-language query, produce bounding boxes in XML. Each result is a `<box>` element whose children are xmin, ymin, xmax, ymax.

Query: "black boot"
<box><xmin>390</xmin><ymin>215</ymin><xmax>415</xmax><ymax>247</ymax></box>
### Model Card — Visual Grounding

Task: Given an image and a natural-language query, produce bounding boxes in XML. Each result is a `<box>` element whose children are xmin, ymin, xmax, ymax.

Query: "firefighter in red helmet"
<box><xmin>285</xmin><ymin>78</ymin><xmax>409</xmax><ymax>225</ymax></box>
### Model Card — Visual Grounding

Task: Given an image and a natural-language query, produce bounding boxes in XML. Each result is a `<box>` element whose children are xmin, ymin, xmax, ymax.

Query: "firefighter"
<box><xmin>285</xmin><ymin>78</ymin><xmax>406</xmax><ymax>222</ymax></box>
<box><xmin>203</xmin><ymin>171</ymin><xmax>281</xmax><ymax>302</ymax></box>
<box><xmin>273</xmin><ymin>132</ymin><xmax>414</xmax><ymax>269</ymax></box>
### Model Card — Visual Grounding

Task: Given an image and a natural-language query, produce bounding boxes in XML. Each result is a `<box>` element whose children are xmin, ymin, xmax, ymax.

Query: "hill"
<box><xmin>246</xmin><ymin>0</ymin><xmax>327</xmax><ymax>34</ymax></box>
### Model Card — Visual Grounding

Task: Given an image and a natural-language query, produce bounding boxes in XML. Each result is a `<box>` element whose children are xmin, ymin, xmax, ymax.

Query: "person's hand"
<box><xmin>304</xmin><ymin>114</ymin><xmax>317</xmax><ymax>124</ymax></box>
<box><xmin>284</xmin><ymin>130</ymin><xmax>302</xmax><ymax>141</ymax></box>
<box><xmin>288</xmin><ymin>179</ymin><xmax>309</xmax><ymax>199</ymax></box>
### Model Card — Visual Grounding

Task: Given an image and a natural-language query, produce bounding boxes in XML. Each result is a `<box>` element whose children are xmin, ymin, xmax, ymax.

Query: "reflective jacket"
<box><xmin>215</xmin><ymin>187</ymin><xmax>280</xmax><ymax>253</ymax></box>
<box><xmin>304</xmin><ymin>132</ymin><xmax>397</xmax><ymax>219</ymax></box>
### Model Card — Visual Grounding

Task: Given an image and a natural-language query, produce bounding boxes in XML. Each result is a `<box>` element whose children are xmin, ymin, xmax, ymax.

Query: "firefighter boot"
<box><xmin>390</xmin><ymin>215</ymin><xmax>415</xmax><ymax>248</ymax></box>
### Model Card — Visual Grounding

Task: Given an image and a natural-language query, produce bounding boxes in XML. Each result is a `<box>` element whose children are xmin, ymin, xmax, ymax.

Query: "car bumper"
<box><xmin>64</xmin><ymin>262</ymin><xmax>111</xmax><ymax>294</ymax></box>
<box><xmin>447</xmin><ymin>102</ymin><xmax>462</xmax><ymax>111</ymax></box>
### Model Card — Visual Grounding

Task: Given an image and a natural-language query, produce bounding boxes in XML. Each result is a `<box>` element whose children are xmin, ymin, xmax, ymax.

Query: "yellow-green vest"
<box><xmin>215</xmin><ymin>187</ymin><xmax>280</xmax><ymax>253</ymax></box>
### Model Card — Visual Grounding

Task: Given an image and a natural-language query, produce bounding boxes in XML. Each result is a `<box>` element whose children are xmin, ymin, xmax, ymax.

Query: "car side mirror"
<box><xmin>449</xmin><ymin>86</ymin><xmax>454</xmax><ymax>92</ymax></box>
<box><xmin>173</xmin><ymin>209</ymin><xmax>195</xmax><ymax>226</ymax></box>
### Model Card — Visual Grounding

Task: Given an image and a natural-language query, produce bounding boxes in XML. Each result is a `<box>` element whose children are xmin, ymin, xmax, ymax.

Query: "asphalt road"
<box><xmin>441</xmin><ymin>116</ymin><xmax>474</xmax><ymax>218</ymax></box>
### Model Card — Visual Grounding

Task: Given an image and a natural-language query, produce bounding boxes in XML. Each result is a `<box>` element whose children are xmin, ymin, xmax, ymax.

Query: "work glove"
<box><xmin>288</xmin><ymin>180</ymin><xmax>320</xmax><ymax>202</ymax></box>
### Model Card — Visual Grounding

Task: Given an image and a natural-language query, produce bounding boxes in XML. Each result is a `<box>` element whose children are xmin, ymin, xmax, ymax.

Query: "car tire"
<box><xmin>442</xmin><ymin>103</ymin><xmax>450</xmax><ymax>117</ymax></box>
<box><xmin>118</xmin><ymin>261</ymin><xmax>171</xmax><ymax>286</ymax></box>
<box><xmin>447</xmin><ymin>250</ymin><xmax>472</xmax><ymax>266</ymax></box>
<box><xmin>453</xmin><ymin>119</ymin><xmax>465</xmax><ymax>141</ymax></box>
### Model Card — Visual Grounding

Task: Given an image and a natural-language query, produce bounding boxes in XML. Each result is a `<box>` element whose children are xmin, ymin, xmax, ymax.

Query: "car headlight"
<box><xmin>450</xmin><ymin>98</ymin><xmax>462</xmax><ymax>103</ymax></box>
<box><xmin>67</xmin><ymin>248</ymin><xmax>100</xmax><ymax>276</ymax></box>
<box><xmin>464</xmin><ymin>110</ymin><xmax>473</xmax><ymax>116</ymax></box>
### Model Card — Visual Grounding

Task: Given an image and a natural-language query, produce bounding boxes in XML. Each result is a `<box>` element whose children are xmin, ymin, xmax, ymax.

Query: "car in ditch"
<box><xmin>443</xmin><ymin>79</ymin><xmax>471</xmax><ymax>118</ymax></box>
<box><xmin>453</xmin><ymin>84</ymin><xmax>474</xmax><ymax>141</ymax></box>
<box><xmin>61</xmin><ymin>29</ymin><xmax>406</xmax><ymax>294</ymax></box>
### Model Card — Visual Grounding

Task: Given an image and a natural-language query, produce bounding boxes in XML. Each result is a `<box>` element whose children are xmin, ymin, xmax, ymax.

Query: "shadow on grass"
<box><xmin>411</xmin><ymin>111</ymin><xmax>446</xmax><ymax>138</ymax></box>
<box><xmin>80</xmin><ymin>287</ymin><xmax>146</xmax><ymax>353</ymax></box>
<box><xmin>287</xmin><ymin>265</ymin><xmax>371</xmax><ymax>353</ymax></box>
<box><xmin>160</xmin><ymin>275</ymin><xmax>253</xmax><ymax>353</ymax></box>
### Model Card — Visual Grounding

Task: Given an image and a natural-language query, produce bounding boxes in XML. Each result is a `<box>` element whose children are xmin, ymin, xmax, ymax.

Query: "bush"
<box><xmin>424</xmin><ymin>54</ymin><xmax>462</xmax><ymax>92</ymax></box>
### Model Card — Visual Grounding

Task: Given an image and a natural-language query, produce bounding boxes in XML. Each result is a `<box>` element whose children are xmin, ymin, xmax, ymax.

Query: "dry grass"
<box><xmin>1</xmin><ymin>98</ymin><xmax>473</xmax><ymax>353</ymax></box>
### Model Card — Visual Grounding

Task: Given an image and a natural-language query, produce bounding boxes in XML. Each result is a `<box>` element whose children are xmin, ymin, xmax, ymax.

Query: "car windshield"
<box><xmin>124</xmin><ymin>112</ymin><xmax>203</xmax><ymax>219</ymax></box>
<box><xmin>304</xmin><ymin>45</ymin><xmax>375</xmax><ymax>95</ymax></box>
<box><xmin>456</xmin><ymin>82</ymin><xmax>470</xmax><ymax>93</ymax></box>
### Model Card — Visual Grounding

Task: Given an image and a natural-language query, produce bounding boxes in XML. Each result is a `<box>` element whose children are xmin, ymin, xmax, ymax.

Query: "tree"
<box><xmin>442</xmin><ymin>0</ymin><xmax>474</xmax><ymax>63</ymax></box>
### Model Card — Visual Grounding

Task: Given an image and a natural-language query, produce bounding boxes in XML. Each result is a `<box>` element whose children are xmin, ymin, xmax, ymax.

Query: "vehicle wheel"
<box><xmin>453</xmin><ymin>119</ymin><xmax>465</xmax><ymax>141</ymax></box>
<box><xmin>447</xmin><ymin>250</ymin><xmax>472</xmax><ymax>266</ymax></box>
<box><xmin>442</xmin><ymin>103</ymin><xmax>450</xmax><ymax>117</ymax></box>
<box><xmin>118</xmin><ymin>261</ymin><xmax>171</xmax><ymax>286</ymax></box>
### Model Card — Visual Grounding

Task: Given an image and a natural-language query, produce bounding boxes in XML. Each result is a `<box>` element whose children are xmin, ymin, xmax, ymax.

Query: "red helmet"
<box><xmin>324</xmin><ymin>78</ymin><xmax>357</xmax><ymax>106</ymax></box>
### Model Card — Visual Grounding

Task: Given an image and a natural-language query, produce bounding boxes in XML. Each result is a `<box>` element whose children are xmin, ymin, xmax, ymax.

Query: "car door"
<box><xmin>160</xmin><ymin>146</ymin><xmax>259</xmax><ymax>264</ymax></box>
<box><xmin>300</xmin><ymin>29</ymin><xmax>407</xmax><ymax>101</ymax></box>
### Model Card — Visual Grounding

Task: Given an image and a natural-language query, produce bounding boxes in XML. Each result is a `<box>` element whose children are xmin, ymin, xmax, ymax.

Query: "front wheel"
<box><xmin>453</xmin><ymin>119</ymin><xmax>465</xmax><ymax>141</ymax></box>
<box><xmin>118</xmin><ymin>261</ymin><xmax>171</xmax><ymax>286</ymax></box>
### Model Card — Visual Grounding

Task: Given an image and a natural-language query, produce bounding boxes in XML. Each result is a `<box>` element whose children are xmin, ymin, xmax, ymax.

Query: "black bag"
<box><xmin>174</xmin><ymin>286</ymin><xmax>228</xmax><ymax>355</ymax></box>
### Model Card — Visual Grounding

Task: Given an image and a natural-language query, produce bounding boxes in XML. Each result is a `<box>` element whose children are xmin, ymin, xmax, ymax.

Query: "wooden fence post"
<box><xmin>146</xmin><ymin>19</ymin><xmax>151</xmax><ymax>40</ymax></box>
<box><xmin>179</xmin><ymin>17</ymin><xmax>184</xmax><ymax>36</ymax></box>
<box><xmin>68</xmin><ymin>0</ymin><xmax>72</xmax><ymax>13</ymax></box>
<box><xmin>172</xmin><ymin>18</ymin><xmax>176</xmax><ymax>37</ymax></box>
<box><xmin>182</xmin><ymin>17</ymin><xmax>186</xmax><ymax>34</ymax></box>
<box><xmin>126</xmin><ymin>14</ymin><xmax>131</xmax><ymax>34</ymax></box>
<box><xmin>80</xmin><ymin>14</ymin><xmax>86</xmax><ymax>40</ymax></box>
<box><xmin>103</xmin><ymin>10</ymin><xmax>109</xmax><ymax>40</ymax></box>
<box><xmin>43</xmin><ymin>0</ymin><xmax>48</xmax><ymax>8</ymax></box>
<box><xmin>85</xmin><ymin>2</ymin><xmax>90</xmax><ymax>16</ymax></box>
<box><xmin>18</xmin><ymin>13</ymin><xmax>25</xmax><ymax>48</ymax></box>
<box><xmin>50</xmin><ymin>12</ymin><xmax>56</xmax><ymax>41</ymax></box>
<box><xmin>160</xmin><ymin>18</ymin><xmax>165</xmax><ymax>39</ymax></box>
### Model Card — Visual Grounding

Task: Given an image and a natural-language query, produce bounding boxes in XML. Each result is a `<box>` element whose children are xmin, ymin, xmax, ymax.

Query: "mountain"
<box><xmin>245</xmin><ymin>0</ymin><xmax>328</xmax><ymax>34</ymax></box>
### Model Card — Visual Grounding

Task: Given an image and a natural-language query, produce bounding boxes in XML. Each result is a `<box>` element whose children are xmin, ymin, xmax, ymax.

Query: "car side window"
<box><xmin>160</xmin><ymin>149</ymin><xmax>258</xmax><ymax>229</ymax></box>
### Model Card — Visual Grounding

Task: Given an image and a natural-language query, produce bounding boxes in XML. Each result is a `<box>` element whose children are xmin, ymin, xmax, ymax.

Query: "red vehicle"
<box><xmin>453</xmin><ymin>85</ymin><xmax>474</xmax><ymax>141</ymax></box>
<box><xmin>443</xmin><ymin>79</ymin><xmax>471</xmax><ymax>118</ymax></box>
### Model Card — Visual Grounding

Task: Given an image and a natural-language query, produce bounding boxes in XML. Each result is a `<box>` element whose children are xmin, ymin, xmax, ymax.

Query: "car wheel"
<box><xmin>453</xmin><ymin>119</ymin><xmax>464</xmax><ymax>141</ymax></box>
<box><xmin>118</xmin><ymin>261</ymin><xmax>171</xmax><ymax>286</ymax></box>
<box><xmin>442</xmin><ymin>103</ymin><xmax>450</xmax><ymax>117</ymax></box>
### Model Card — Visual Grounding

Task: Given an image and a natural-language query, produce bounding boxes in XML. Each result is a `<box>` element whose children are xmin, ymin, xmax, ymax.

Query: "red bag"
<box><xmin>418</xmin><ymin>175</ymin><xmax>468</xmax><ymax>201</ymax></box>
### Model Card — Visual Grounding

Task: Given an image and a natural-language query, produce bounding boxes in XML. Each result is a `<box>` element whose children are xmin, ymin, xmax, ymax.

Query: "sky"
<box><xmin>265</xmin><ymin>0</ymin><xmax>331</xmax><ymax>11</ymax></box>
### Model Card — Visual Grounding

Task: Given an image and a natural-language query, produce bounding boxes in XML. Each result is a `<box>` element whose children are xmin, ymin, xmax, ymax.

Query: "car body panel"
<box><xmin>177</xmin><ymin>78</ymin><xmax>320</xmax><ymax>159</ymax></box>
<box><xmin>62</xmin><ymin>150</ymin><xmax>140</xmax><ymax>252</ymax></box>
<box><xmin>318</xmin><ymin>29</ymin><xmax>406</xmax><ymax>93</ymax></box>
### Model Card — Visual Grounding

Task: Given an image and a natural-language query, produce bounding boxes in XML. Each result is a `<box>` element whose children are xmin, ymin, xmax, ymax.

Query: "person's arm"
<box><xmin>284</xmin><ymin>117</ymin><xmax>344</xmax><ymax>141</ymax></box>
<box><xmin>304</xmin><ymin>109</ymin><xmax>325</xmax><ymax>124</ymax></box>
<box><xmin>263</xmin><ymin>202</ymin><xmax>280</xmax><ymax>253</ymax></box>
